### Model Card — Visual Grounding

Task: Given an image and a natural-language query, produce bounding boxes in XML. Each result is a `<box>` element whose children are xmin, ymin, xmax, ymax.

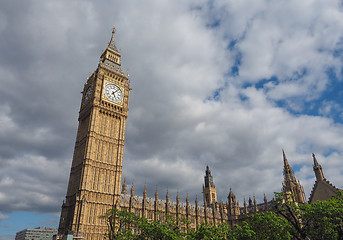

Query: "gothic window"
<box><xmin>103</xmin><ymin>115</ymin><xmax>108</xmax><ymax>135</ymax></box>
<box><xmin>103</xmin><ymin>171</ymin><xmax>107</xmax><ymax>192</ymax></box>
<box><xmin>107</xmin><ymin>147</ymin><xmax>111</xmax><ymax>164</ymax></box>
<box><xmin>96</xmin><ymin>170</ymin><xmax>101</xmax><ymax>190</ymax></box>
<box><xmin>206</xmin><ymin>194</ymin><xmax>210</xmax><ymax>204</ymax></box>
<box><xmin>92</xmin><ymin>168</ymin><xmax>97</xmax><ymax>190</ymax></box>
<box><xmin>190</xmin><ymin>217</ymin><xmax>195</xmax><ymax>224</ymax></box>
<box><xmin>96</xmin><ymin>141</ymin><xmax>101</xmax><ymax>160</ymax></box>
<box><xmin>99</xmin><ymin>143</ymin><xmax>103</xmax><ymax>162</ymax></box>
<box><xmin>135</xmin><ymin>210</ymin><xmax>140</xmax><ymax>217</ymax></box>
<box><xmin>147</xmin><ymin>212</ymin><xmax>153</xmax><ymax>220</ymax></box>
<box><xmin>99</xmin><ymin>114</ymin><xmax>104</xmax><ymax>134</ymax></box>
<box><xmin>88</xmin><ymin>207</ymin><xmax>92</xmax><ymax>223</ymax></box>
<box><xmin>109</xmin><ymin>145</ymin><xmax>114</xmax><ymax>164</ymax></box>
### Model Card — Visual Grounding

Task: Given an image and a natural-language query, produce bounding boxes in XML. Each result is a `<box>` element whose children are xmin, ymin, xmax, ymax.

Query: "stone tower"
<box><xmin>58</xmin><ymin>26</ymin><xmax>130</xmax><ymax>239</ymax></box>
<box><xmin>282</xmin><ymin>150</ymin><xmax>306</xmax><ymax>204</ymax></box>
<box><xmin>308</xmin><ymin>154</ymin><xmax>341</xmax><ymax>203</ymax></box>
<box><xmin>202</xmin><ymin>166</ymin><xmax>217</xmax><ymax>206</ymax></box>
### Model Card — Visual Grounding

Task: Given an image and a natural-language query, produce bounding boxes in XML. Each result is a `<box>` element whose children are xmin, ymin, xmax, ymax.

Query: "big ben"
<box><xmin>58</xmin><ymin>26</ymin><xmax>130</xmax><ymax>240</ymax></box>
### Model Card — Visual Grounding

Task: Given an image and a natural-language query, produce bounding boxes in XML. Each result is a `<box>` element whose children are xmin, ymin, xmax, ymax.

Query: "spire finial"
<box><xmin>143</xmin><ymin>184</ymin><xmax>147</xmax><ymax>197</ymax></box>
<box><xmin>166</xmin><ymin>189</ymin><xmax>169</xmax><ymax>201</ymax></box>
<box><xmin>155</xmin><ymin>185</ymin><xmax>159</xmax><ymax>199</ymax></box>
<box><xmin>282</xmin><ymin>149</ymin><xmax>295</xmax><ymax>181</ymax></box>
<box><xmin>244</xmin><ymin>198</ymin><xmax>248</xmax><ymax>213</ymax></box>
<box><xmin>283</xmin><ymin>149</ymin><xmax>288</xmax><ymax>166</ymax></box>
<box><xmin>313</xmin><ymin>153</ymin><xmax>319</xmax><ymax>166</ymax></box>
<box><xmin>121</xmin><ymin>177</ymin><xmax>127</xmax><ymax>194</ymax></box>
<box><xmin>253</xmin><ymin>196</ymin><xmax>258</xmax><ymax>212</ymax></box>
<box><xmin>131</xmin><ymin>182</ymin><xmax>135</xmax><ymax>197</ymax></box>
<box><xmin>107</xmin><ymin>25</ymin><xmax>119</xmax><ymax>52</ymax></box>
<box><xmin>312</xmin><ymin>153</ymin><xmax>325</xmax><ymax>181</ymax></box>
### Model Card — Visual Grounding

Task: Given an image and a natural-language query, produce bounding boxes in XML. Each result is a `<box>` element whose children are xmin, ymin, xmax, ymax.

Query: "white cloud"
<box><xmin>205</xmin><ymin>0</ymin><xmax>343</xmax><ymax>109</ymax></box>
<box><xmin>0</xmin><ymin>213</ymin><xmax>9</xmax><ymax>221</ymax></box>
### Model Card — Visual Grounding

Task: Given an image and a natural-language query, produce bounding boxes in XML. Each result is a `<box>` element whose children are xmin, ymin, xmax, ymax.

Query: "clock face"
<box><xmin>104</xmin><ymin>84</ymin><xmax>123</xmax><ymax>103</ymax></box>
<box><xmin>84</xmin><ymin>86</ymin><xmax>92</xmax><ymax>103</ymax></box>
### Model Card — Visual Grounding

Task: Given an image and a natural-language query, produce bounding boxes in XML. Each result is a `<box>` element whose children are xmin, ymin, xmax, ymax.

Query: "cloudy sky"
<box><xmin>1</xmin><ymin>0</ymin><xmax>343</xmax><ymax>238</ymax></box>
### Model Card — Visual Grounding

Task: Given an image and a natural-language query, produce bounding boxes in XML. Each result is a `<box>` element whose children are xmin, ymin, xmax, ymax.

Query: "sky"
<box><xmin>1</xmin><ymin>0</ymin><xmax>343</xmax><ymax>238</ymax></box>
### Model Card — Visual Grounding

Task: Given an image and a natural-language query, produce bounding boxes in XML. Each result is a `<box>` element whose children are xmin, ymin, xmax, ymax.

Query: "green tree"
<box><xmin>233</xmin><ymin>222</ymin><xmax>256</xmax><ymax>240</ymax></box>
<box><xmin>101</xmin><ymin>209</ymin><xmax>188</xmax><ymax>240</ymax></box>
<box><xmin>301</xmin><ymin>191</ymin><xmax>343</xmax><ymax>240</ymax></box>
<box><xmin>272</xmin><ymin>191</ymin><xmax>343</xmax><ymax>240</ymax></box>
<box><xmin>271</xmin><ymin>192</ymin><xmax>308</xmax><ymax>240</ymax></box>
<box><xmin>248</xmin><ymin>211</ymin><xmax>292</xmax><ymax>240</ymax></box>
<box><xmin>187</xmin><ymin>222</ymin><xmax>235</xmax><ymax>240</ymax></box>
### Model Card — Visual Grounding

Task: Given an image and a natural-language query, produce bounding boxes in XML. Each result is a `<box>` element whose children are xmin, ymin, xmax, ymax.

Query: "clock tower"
<box><xmin>58</xmin><ymin>26</ymin><xmax>130</xmax><ymax>239</ymax></box>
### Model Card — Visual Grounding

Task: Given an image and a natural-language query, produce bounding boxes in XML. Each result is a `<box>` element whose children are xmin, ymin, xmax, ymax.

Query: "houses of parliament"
<box><xmin>57</xmin><ymin>27</ymin><xmax>342</xmax><ymax>240</ymax></box>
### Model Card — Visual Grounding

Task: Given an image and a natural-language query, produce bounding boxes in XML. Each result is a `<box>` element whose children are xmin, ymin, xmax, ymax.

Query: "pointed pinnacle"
<box><xmin>107</xmin><ymin>25</ymin><xmax>119</xmax><ymax>52</ymax></box>
<box><xmin>131</xmin><ymin>182</ymin><xmax>135</xmax><ymax>196</ymax></box>
<box><xmin>313</xmin><ymin>153</ymin><xmax>319</xmax><ymax>166</ymax></box>
<box><xmin>283</xmin><ymin>149</ymin><xmax>289</xmax><ymax>166</ymax></box>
